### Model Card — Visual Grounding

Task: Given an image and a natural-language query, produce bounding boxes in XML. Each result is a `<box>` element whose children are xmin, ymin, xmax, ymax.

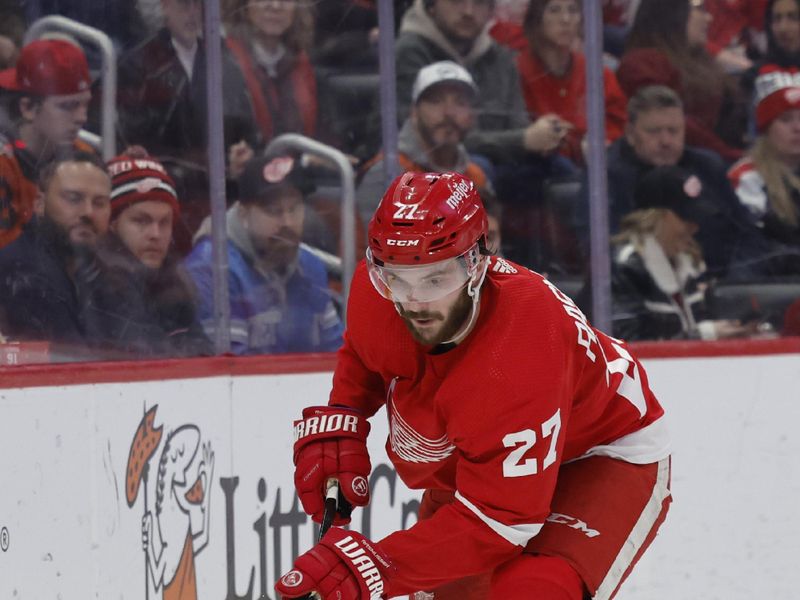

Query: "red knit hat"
<box><xmin>754</xmin><ymin>66</ymin><xmax>800</xmax><ymax>132</ymax></box>
<box><xmin>0</xmin><ymin>39</ymin><xmax>91</xmax><ymax>96</ymax></box>
<box><xmin>107</xmin><ymin>152</ymin><xmax>180</xmax><ymax>220</ymax></box>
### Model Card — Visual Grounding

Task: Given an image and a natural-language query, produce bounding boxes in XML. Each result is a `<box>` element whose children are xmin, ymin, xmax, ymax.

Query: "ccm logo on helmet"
<box><xmin>386</xmin><ymin>239</ymin><xmax>419</xmax><ymax>246</ymax></box>
<box><xmin>445</xmin><ymin>180</ymin><xmax>471</xmax><ymax>210</ymax></box>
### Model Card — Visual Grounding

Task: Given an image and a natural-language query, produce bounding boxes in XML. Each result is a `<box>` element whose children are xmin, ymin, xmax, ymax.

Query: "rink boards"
<box><xmin>0</xmin><ymin>341</ymin><xmax>798</xmax><ymax>599</ymax></box>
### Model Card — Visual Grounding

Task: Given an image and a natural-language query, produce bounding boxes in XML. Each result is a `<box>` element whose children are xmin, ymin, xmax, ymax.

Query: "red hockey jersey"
<box><xmin>330</xmin><ymin>258</ymin><xmax>670</xmax><ymax>595</ymax></box>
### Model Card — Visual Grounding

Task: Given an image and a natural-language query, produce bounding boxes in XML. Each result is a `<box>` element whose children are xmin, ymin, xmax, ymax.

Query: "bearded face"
<box><xmin>240</xmin><ymin>189</ymin><xmax>305</xmax><ymax>272</ymax></box>
<box><xmin>396</xmin><ymin>285</ymin><xmax>473</xmax><ymax>346</ymax></box>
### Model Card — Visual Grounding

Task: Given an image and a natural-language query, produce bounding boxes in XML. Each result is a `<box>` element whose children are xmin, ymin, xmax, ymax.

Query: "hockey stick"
<box><xmin>319</xmin><ymin>478</ymin><xmax>339</xmax><ymax>543</ymax></box>
<box><xmin>296</xmin><ymin>479</ymin><xmax>339</xmax><ymax>600</ymax></box>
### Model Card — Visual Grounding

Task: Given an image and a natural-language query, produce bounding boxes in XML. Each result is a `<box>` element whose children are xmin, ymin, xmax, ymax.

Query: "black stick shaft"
<box><xmin>297</xmin><ymin>481</ymin><xmax>339</xmax><ymax>600</ymax></box>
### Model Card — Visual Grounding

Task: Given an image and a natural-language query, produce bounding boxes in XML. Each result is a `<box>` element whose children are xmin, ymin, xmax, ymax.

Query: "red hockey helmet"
<box><xmin>366</xmin><ymin>172</ymin><xmax>489</xmax><ymax>303</ymax></box>
<box><xmin>367</xmin><ymin>171</ymin><xmax>488</xmax><ymax>265</ymax></box>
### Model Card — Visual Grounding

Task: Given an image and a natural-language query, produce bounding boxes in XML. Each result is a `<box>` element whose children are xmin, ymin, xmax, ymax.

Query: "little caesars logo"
<box><xmin>445</xmin><ymin>180</ymin><xmax>471</xmax><ymax>210</ymax></box>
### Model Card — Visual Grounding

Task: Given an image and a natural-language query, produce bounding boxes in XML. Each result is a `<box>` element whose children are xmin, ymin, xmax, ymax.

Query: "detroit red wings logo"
<box><xmin>387</xmin><ymin>379</ymin><xmax>455</xmax><ymax>464</ymax></box>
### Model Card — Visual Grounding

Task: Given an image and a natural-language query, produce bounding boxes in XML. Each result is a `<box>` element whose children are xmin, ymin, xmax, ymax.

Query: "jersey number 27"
<box><xmin>501</xmin><ymin>408</ymin><xmax>561</xmax><ymax>478</ymax></box>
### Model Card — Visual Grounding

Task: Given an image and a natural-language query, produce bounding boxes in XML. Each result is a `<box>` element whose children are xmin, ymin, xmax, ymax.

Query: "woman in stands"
<box><xmin>516</xmin><ymin>0</ymin><xmax>627</xmax><ymax>165</ymax></box>
<box><xmin>604</xmin><ymin>166</ymin><xmax>756</xmax><ymax>341</ymax></box>
<box><xmin>222</xmin><ymin>0</ymin><xmax>318</xmax><ymax>145</ymax></box>
<box><xmin>617</xmin><ymin>0</ymin><xmax>746</xmax><ymax>163</ymax></box>
<box><xmin>729</xmin><ymin>69</ymin><xmax>800</xmax><ymax>250</ymax></box>
<box><xmin>764</xmin><ymin>0</ymin><xmax>800</xmax><ymax>66</ymax></box>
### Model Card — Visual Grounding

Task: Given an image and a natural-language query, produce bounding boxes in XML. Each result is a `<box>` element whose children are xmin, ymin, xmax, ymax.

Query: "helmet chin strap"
<box><xmin>443</xmin><ymin>256</ymin><xmax>489</xmax><ymax>346</ymax></box>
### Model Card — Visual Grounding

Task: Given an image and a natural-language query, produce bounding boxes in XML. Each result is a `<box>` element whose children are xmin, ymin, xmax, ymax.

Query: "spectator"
<box><xmin>117</xmin><ymin>0</ymin><xmax>256</xmax><ymax>168</ymax></box>
<box><xmin>0</xmin><ymin>150</ymin><xmax>156</xmax><ymax>359</ymax></box>
<box><xmin>617</xmin><ymin>0</ymin><xmax>746</xmax><ymax>162</ymax></box>
<box><xmin>184</xmin><ymin>154</ymin><xmax>344</xmax><ymax>355</ymax></box>
<box><xmin>605</xmin><ymin>166</ymin><xmax>757</xmax><ymax>341</ymax></box>
<box><xmin>223</xmin><ymin>0</ymin><xmax>318</xmax><ymax>145</ymax></box>
<box><xmin>729</xmin><ymin>68</ymin><xmax>800</xmax><ymax>249</ymax></box>
<box><xmin>739</xmin><ymin>1</ymin><xmax>800</xmax><ymax>136</ymax></box>
<box><xmin>395</xmin><ymin>0</ymin><xmax>572</xmax><ymax>167</ymax></box>
<box><xmin>357</xmin><ymin>61</ymin><xmax>490</xmax><ymax>226</ymax></box>
<box><xmin>395</xmin><ymin>0</ymin><xmax>580</xmax><ymax>273</ymax></box>
<box><xmin>117</xmin><ymin>0</ymin><xmax>259</xmax><ymax>254</ymax></box>
<box><xmin>0</xmin><ymin>39</ymin><xmax>94</xmax><ymax>248</ymax></box>
<box><xmin>517</xmin><ymin>0</ymin><xmax>628</xmax><ymax>164</ymax></box>
<box><xmin>593</xmin><ymin>85</ymin><xmax>765</xmax><ymax>276</ymax></box>
<box><xmin>100</xmin><ymin>150</ymin><xmax>212</xmax><ymax>357</ymax></box>
<box><xmin>764</xmin><ymin>0</ymin><xmax>800</xmax><ymax>66</ymax></box>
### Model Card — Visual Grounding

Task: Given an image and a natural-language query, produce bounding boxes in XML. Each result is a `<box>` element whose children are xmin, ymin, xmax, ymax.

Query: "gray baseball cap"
<box><xmin>411</xmin><ymin>60</ymin><xmax>479</xmax><ymax>103</ymax></box>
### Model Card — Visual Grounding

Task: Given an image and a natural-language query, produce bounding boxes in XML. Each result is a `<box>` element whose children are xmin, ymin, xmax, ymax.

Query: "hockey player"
<box><xmin>275</xmin><ymin>172</ymin><xmax>672</xmax><ymax>600</ymax></box>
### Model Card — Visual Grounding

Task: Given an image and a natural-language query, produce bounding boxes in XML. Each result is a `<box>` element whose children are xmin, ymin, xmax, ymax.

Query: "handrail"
<box><xmin>24</xmin><ymin>16</ymin><xmax>117</xmax><ymax>160</ymax></box>
<box><xmin>264</xmin><ymin>134</ymin><xmax>357</xmax><ymax>321</ymax></box>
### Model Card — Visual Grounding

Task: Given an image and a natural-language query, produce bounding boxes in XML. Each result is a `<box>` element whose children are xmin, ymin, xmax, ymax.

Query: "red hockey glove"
<box><xmin>275</xmin><ymin>527</ymin><xmax>393</xmax><ymax>600</ymax></box>
<box><xmin>293</xmin><ymin>406</ymin><xmax>371</xmax><ymax>525</ymax></box>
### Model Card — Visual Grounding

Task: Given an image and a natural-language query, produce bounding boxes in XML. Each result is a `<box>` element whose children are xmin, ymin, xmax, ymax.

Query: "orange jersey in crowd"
<box><xmin>0</xmin><ymin>146</ymin><xmax>37</xmax><ymax>248</ymax></box>
<box><xmin>0</xmin><ymin>139</ymin><xmax>97</xmax><ymax>249</ymax></box>
<box><xmin>330</xmin><ymin>258</ymin><xmax>669</xmax><ymax>593</ymax></box>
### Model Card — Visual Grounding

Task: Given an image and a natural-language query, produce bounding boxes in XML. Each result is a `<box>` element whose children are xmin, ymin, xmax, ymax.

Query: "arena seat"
<box><xmin>708</xmin><ymin>280</ymin><xmax>800</xmax><ymax>329</ymax></box>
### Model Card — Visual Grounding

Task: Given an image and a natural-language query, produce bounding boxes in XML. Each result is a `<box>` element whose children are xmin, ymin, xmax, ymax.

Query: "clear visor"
<box><xmin>367</xmin><ymin>245</ymin><xmax>481</xmax><ymax>303</ymax></box>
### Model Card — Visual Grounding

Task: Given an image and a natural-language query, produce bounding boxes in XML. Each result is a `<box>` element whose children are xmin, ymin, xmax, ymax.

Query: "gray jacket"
<box><xmin>396</xmin><ymin>0</ymin><xmax>531</xmax><ymax>164</ymax></box>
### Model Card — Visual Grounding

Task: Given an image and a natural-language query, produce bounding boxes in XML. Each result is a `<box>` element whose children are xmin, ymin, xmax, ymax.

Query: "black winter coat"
<box><xmin>117</xmin><ymin>28</ymin><xmax>256</xmax><ymax>161</ymax></box>
<box><xmin>609</xmin><ymin>240</ymin><xmax>713</xmax><ymax>341</ymax></box>
<box><xmin>97</xmin><ymin>233</ymin><xmax>213</xmax><ymax>358</ymax></box>
<box><xmin>0</xmin><ymin>222</ymin><xmax>165</xmax><ymax>360</ymax></box>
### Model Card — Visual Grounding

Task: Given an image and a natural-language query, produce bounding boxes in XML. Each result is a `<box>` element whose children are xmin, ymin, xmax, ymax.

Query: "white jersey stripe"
<box><xmin>593</xmin><ymin>457</ymin><xmax>671</xmax><ymax>600</ymax></box>
<box><xmin>455</xmin><ymin>491</ymin><xmax>543</xmax><ymax>547</ymax></box>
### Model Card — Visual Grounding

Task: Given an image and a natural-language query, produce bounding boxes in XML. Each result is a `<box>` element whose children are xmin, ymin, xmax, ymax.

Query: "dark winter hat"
<box><xmin>107</xmin><ymin>152</ymin><xmax>180</xmax><ymax>220</ymax></box>
<box><xmin>0</xmin><ymin>39</ymin><xmax>91</xmax><ymax>96</ymax></box>
<box><xmin>237</xmin><ymin>154</ymin><xmax>312</xmax><ymax>204</ymax></box>
<box><xmin>635</xmin><ymin>166</ymin><xmax>719</xmax><ymax>223</ymax></box>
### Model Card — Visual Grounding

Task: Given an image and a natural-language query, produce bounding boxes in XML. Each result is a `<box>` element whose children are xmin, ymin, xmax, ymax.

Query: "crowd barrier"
<box><xmin>1</xmin><ymin>338</ymin><xmax>798</xmax><ymax>598</ymax></box>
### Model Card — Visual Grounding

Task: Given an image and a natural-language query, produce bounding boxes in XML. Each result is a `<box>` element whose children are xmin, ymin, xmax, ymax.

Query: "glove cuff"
<box><xmin>293</xmin><ymin>405</ymin><xmax>370</xmax><ymax>456</ymax></box>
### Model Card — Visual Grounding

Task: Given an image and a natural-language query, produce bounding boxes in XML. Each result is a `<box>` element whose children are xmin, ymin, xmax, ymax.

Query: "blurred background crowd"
<box><xmin>1</xmin><ymin>0</ymin><xmax>800</xmax><ymax>364</ymax></box>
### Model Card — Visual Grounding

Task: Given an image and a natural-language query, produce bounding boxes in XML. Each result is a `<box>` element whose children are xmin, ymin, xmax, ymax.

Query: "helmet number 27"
<box><xmin>501</xmin><ymin>408</ymin><xmax>562</xmax><ymax>478</ymax></box>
